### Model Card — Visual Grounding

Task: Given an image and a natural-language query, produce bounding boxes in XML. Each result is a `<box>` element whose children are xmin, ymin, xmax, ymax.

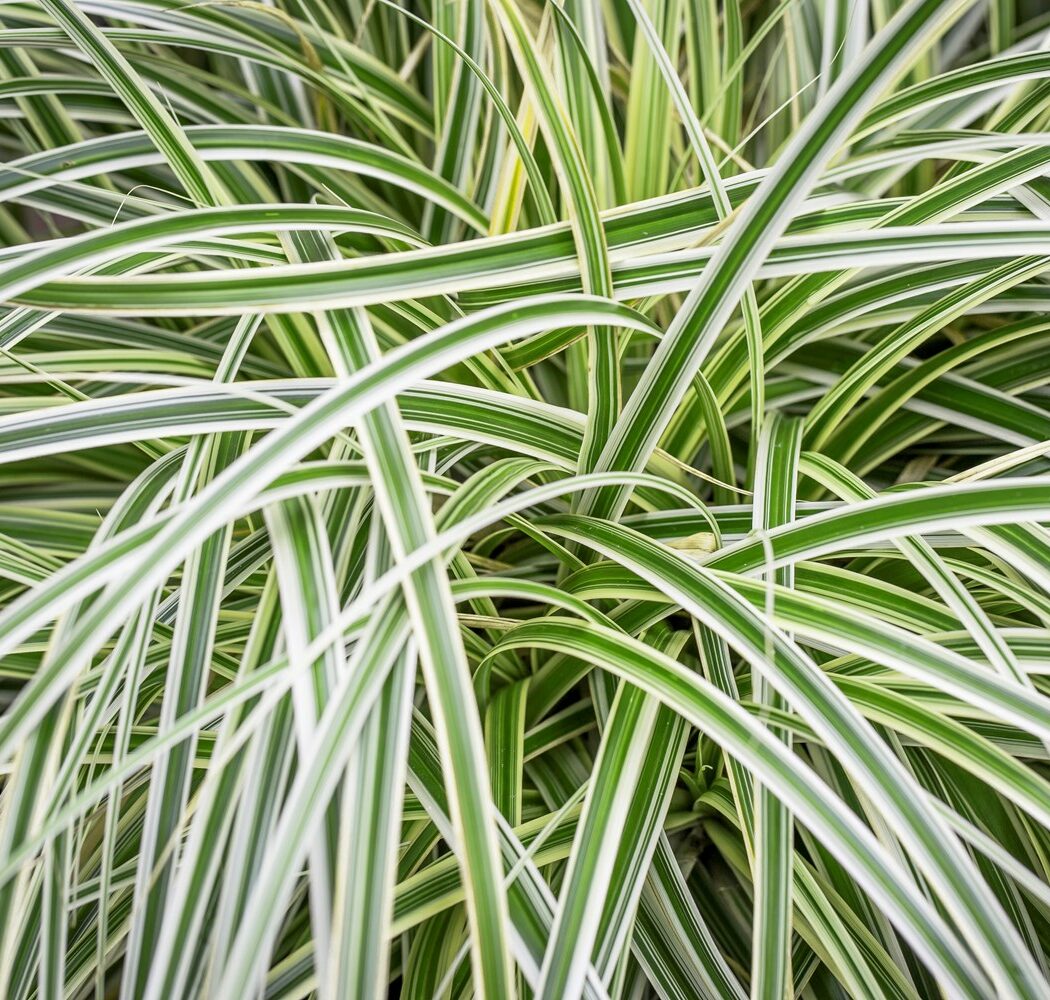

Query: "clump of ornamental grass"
<box><xmin>1</xmin><ymin>0</ymin><xmax>1050</xmax><ymax>997</ymax></box>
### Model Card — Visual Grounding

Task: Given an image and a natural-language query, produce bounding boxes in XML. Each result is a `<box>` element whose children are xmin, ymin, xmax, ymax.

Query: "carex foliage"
<box><xmin>1</xmin><ymin>0</ymin><xmax>1050</xmax><ymax>997</ymax></box>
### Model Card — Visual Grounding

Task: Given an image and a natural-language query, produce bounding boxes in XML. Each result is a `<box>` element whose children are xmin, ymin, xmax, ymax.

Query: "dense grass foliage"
<box><xmin>2</xmin><ymin>0</ymin><xmax>1050</xmax><ymax>996</ymax></box>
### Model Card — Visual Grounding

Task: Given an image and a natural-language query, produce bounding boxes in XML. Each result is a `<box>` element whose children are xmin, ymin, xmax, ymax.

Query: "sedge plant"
<box><xmin>1</xmin><ymin>0</ymin><xmax>1050</xmax><ymax>997</ymax></box>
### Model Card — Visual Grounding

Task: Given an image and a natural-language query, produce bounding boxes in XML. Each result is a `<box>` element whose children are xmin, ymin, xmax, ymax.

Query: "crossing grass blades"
<box><xmin>1</xmin><ymin>0</ymin><xmax>1050</xmax><ymax>997</ymax></box>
